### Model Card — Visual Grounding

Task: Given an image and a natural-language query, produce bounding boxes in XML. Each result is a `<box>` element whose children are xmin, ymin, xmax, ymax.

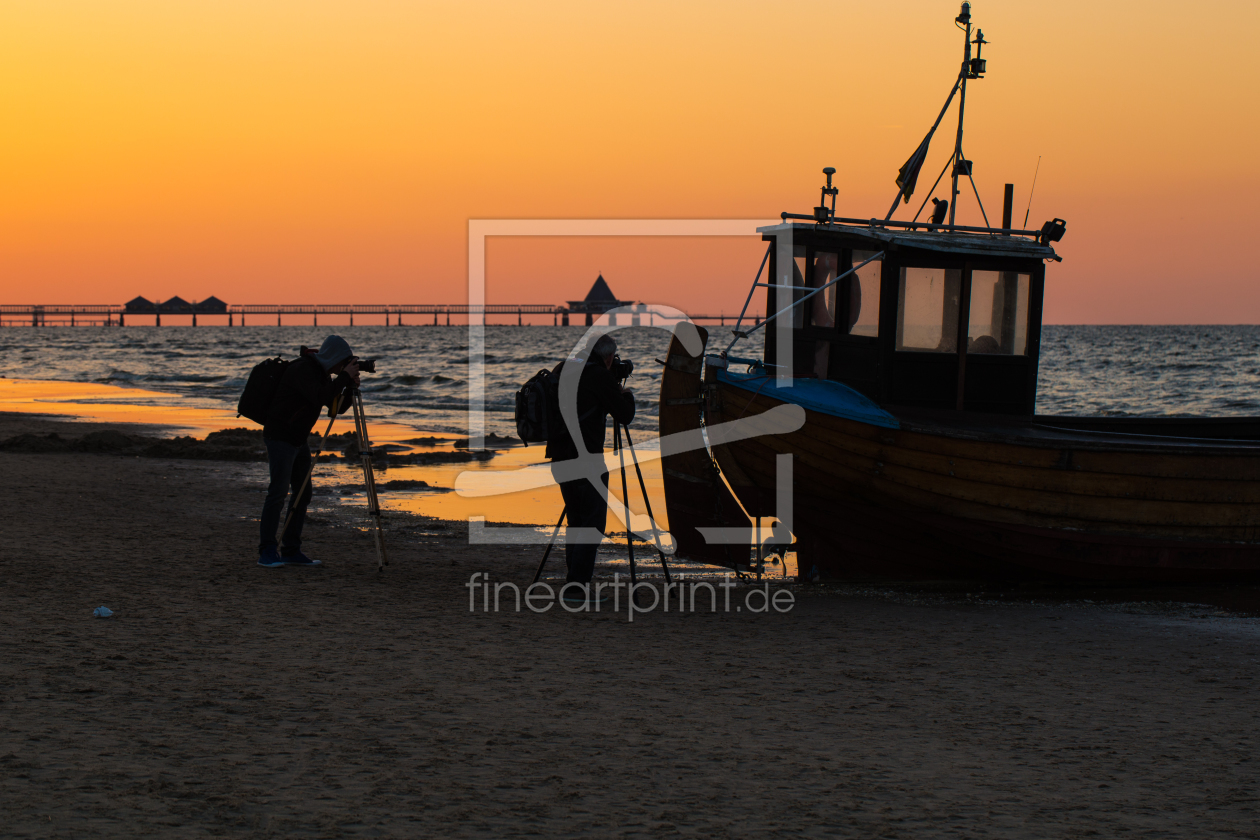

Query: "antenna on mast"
<box><xmin>881</xmin><ymin>3</ymin><xmax>1008</xmax><ymax>230</ymax></box>
<box><xmin>948</xmin><ymin>3</ymin><xmax>986</xmax><ymax>228</ymax></box>
<box><xmin>815</xmin><ymin>167</ymin><xmax>838</xmax><ymax>223</ymax></box>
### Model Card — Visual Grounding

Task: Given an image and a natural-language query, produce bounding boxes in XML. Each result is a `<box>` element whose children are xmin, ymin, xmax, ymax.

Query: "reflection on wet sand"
<box><xmin>0</xmin><ymin>377</ymin><xmax>670</xmax><ymax>529</ymax></box>
<box><xmin>386</xmin><ymin>446</ymin><xmax>664</xmax><ymax>530</ymax></box>
<box><xmin>0</xmin><ymin>377</ymin><xmax>244</xmax><ymax>437</ymax></box>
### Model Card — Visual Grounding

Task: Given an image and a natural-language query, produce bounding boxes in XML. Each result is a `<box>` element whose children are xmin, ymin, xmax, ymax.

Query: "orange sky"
<box><xmin>2</xmin><ymin>1</ymin><xmax>1257</xmax><ymax>323</ymax></box>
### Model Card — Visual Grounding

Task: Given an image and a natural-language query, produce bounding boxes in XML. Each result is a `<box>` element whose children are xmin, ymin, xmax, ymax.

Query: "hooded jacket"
<box><xmin>545</xmin><ymin>357</ymin><xmax>635</xmax><ymax>462</ymax></box>
<box><xmin>263</xmin><ymin>338</ymin><xmax>354</xmax><ymax>446</ymax></box>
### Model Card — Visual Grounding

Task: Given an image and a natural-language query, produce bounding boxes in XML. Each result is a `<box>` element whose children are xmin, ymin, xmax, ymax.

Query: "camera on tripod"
<box><xmin>610</xmin><ymin>355</ymin><xmax>633</xmax><ymax>382</ymax></box>
<box><xmin>352</xmin><ymin>357</ymin><xmax>378</xmax><ymax>374</ymax></box>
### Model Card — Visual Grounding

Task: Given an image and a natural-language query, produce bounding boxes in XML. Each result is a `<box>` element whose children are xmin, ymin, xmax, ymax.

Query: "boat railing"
<box><xmin>779</xmin><ymin>213</ymin><xmax>1045</xmax><ymax>240</ymax></box>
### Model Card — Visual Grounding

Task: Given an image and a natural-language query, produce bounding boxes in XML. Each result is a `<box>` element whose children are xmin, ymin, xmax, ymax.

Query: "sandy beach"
<box><xmin>8</xmin><ymin>0</ymin><xmax>1260</xmax><ymax>834</ymax></box>
<box><xmin>2</xmin><ymin>408</ymin><xmax>1258</xmax><ymax>838</ymax></box>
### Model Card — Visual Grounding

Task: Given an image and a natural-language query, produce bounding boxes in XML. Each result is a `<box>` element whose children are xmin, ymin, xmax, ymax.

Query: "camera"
<box><xmin>610</xmin><ymin>355</ymin><xmax>633</xmax><ymax>382</ymax></box>
<box><xmin>354</xmin><ymin>357</ymin><xmax>377</xmax><ymax>374</ymax></box>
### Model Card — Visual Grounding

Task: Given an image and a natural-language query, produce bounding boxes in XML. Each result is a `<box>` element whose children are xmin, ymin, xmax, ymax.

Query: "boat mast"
<box><xmin>948</xmin><ymin>3</ymin><xmax>972</xmax><ymax>228</ymax></box>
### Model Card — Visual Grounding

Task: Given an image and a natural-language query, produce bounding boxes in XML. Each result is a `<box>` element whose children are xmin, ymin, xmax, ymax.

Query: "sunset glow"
<box><xmin>2</xmin><ymin>1</ymin><xmax>1257</xmax><ymax>322</ymax></box>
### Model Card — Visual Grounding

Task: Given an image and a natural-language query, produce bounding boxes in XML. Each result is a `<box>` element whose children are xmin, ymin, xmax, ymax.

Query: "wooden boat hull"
<box><xmin>657</xmin><ymin>324</ymin><xmax>756</xmax><ymax>568</ymax></box>
<box><xmin>706</xmin><ymin>371</ymin><xmax>1260</xmax><ymax>583</ymax></box>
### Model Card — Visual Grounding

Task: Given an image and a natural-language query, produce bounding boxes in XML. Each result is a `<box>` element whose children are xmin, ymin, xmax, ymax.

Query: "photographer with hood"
<box><xmin>546</xmin><ymin>334</ymin><xmax>635</xmax><ymax>604</ymax></box>
<box><xmin>258</xmin><ymin>335</ymin><xmax>359</xmax><ymax>567</ymax></box>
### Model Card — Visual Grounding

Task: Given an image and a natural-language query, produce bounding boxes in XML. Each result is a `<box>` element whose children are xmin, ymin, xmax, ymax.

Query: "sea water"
<box><xmin>3</xmin><ymin>324</ymin><xmax>1260</xmax><ymax>436</ymax></box>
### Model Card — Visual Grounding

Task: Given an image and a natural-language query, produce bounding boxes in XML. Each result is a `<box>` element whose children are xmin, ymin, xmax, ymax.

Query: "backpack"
<box><xmin>514</xmin><ymin>366</ymin><xmax>561</xmax><ymax>443</ymax></box>
<box><xmin>514</xmin><ymin>362</ymin><xmax>600</xmax><ymax>444</ymax></box>
<box><xmin>237</xmin><ymin>356</ymin><xmax>291</xmax><ymax>425</ymax></box>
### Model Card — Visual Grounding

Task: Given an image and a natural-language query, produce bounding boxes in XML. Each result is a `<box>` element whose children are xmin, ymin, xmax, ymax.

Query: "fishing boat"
<box><xmin>658</xmin><ymin>3</ymin><xmax>1260</xmax><ymax>583</ymax></box>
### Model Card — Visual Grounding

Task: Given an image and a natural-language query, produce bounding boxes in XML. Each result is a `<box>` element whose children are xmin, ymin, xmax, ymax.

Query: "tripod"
<box><xmin>613</xmin><ymin>422</ymin><xmax>672</xmax><ymax>593</ymax></box>
<box><xmin>532</xmin><ymin>423</ymin><xmax>672</xmax><ymax>602</ymax></box>
<box><xmin>279</xmin><ymin>388</ymin><xmax>388</xmax><ymax>572</ymax></box>
<box><xmin>350</xmin><ymin>389</ymin><xmax>389</xmax><ymax>571</ymax></box>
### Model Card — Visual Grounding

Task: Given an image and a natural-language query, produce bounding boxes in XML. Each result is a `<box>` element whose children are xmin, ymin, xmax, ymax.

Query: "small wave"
<box><xmin>99</xmin><ymin>370</ymin><xmax>141</xmax><ymax>382</ymax></box>
<box><xmin>142</xmin><ymin>373</ymin><xmax>229</xmax><ymax>383</ymax></box>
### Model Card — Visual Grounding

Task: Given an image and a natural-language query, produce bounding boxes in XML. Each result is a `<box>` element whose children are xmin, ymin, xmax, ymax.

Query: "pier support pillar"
<box><xmin>192</xmin><ymin>313</ymin><xmax>197</xmax><ymax>327</ymax></box>
<box><xmin>350</xmin><ymin>312</ymin><xmax>354</xmax><ymax>326</ymax></box>
<box><xmin>517</xmin><ymin>309</ymin><xmax>522</xmax><ymax>326</ymax></box>
<box><xmin>156</xmin><ymin>313</ymin><xmax>161</xmax><ymax>327</ymax></box>
<box><xmin>229</xmin><ymin>313</ymin><xmax>233</xmax><ymax>327</ymax></box>
<box><xmin>277</xmin><ymin>312</ymin><xmax>281</xmax><ymax>326</ymax></box>
<box><xmin>313</xmin><ymin>312</ymin><xmax>318</xmax><ymax>327</ymax></box>
<box><xmin>434</xmin><ymin>311</ymin><xmax>438</xmax><ymax>326</ymax></box>
<box><xmin>119</xmin><ymin>313</ymin><xmax>125</xmax><ymax>327</ymax></box>
<box><xmin>562</xmin><ymin>312</ymin><xmax>569</xmax><ymax>326</ymax></box>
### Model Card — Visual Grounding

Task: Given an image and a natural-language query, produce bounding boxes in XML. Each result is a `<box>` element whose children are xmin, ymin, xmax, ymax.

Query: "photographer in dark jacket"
<box><xmin>546</xmin><ymin>334</ymin><xmax>635</xmax><ymax>600</ymax></box>
<box><xmin>258</xmin><ymin>335</ymin><xmax>358</xmax><ymax>567</ymax></box>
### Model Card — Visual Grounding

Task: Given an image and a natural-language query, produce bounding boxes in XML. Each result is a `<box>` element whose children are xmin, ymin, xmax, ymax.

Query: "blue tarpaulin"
<box><xmin>716</xmin><ymin>369</ymin><xmax>900</xmax><ymax>430</ymax></box>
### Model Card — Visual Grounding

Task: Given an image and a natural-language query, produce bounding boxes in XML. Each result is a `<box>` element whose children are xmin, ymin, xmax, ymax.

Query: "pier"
<box><xmin>0</xmin><ymin>303</ymin><xmax>745</xmax><ymax>328</ymax></box>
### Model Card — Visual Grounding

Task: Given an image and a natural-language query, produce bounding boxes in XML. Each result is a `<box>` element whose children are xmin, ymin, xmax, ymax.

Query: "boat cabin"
<box><xmin>757</xmin><ymin>221</ymin><xmax>1060</xmax><ymax>416</ymax></box>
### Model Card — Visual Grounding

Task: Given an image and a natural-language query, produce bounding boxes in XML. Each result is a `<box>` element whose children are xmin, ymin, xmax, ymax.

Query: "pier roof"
<box><xmin>566</xmin><ymin>274</ymin><xmax>632</xmax><ymax>314</ymax></box>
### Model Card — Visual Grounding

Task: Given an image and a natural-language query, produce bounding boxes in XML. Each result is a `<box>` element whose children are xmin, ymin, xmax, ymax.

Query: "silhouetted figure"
<box><xmin>968</xmin><ymin>334</ymin><xmax>1001</xmax><ymax>354</ymax></box>
<box><xmin>546</xmin><ymin>335</ymin><xmax>635</xmax><ymax>605</ymax></box>
<box><xmin>258</xmin><ymin>335</ymin><xmax>358</xmax><ymax>567</ymax></box>
<box><xmin>929</xmin><ymin>198</ymin><xmax>949</xmax><ymax>226</ymax></box>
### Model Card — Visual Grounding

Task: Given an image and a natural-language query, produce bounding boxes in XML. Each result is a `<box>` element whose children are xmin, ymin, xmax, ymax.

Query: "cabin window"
<box><xmin>791</xmin><ymin>247</ymin><xmax>808</xmax><ymax>329</ymax></box>
<box><xmin>847</xmin><ymin>250</ymin><xmax>881</xmax><ymax>337</ymax></box>
<box><xmin>896</xmin><ymin>267</ymin><xmax>961</xmax><ymax>353</ymax></box>
<box><xmin>808</xmin><ymin>251</ymin><xmax>839</xmax><ymax>330</ymax></box>
<box><xmin>809</xmin><ymin>251</ymin><xmax>839</xmax><ymax>378</ymax></box>
<box><xmin>967</xmin><ymin>271</ymin><xmax>1030</xmax><ymax>355</ymax></box>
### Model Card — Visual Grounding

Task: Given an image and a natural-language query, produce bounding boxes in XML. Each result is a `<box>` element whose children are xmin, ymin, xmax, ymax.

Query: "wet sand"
<box><xmin>3</xmin><ymin>411</ymin><xmax>1260</xmax><ymax>838</ymax></box>
<box><xmin>0</xmin><ymin>378</ymin><xmax>588</xmax><ymax>526</ymax></box>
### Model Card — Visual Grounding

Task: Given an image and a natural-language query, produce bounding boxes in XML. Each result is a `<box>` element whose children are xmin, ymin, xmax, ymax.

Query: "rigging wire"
<box><xmin>1022</xmin><ymin>156</ymin><xmax>1041</xmax><ymax>228</ymax></box>
<box><xmin>724</xmin><ymin>251</ymin><xmax>885</xmax><ymax>355</ymax></box>
<box><xmin>964</xmin><ymin>156</ymin><xmax>992</xmax><ymax>229</ymax></box>
<box><xmin>728</xmin><ymin>243</ymin><xmax>773</xmax><ymax>338</ymax></box>
<box><xmin>911</xmin><ymin>153</ymin><xmax>958</xmax><ymax>224</ymax></box>
<box><xmin>883</xmin><ymin>73</ymin><xmax>965</xmax><ymax>221</ymax></box>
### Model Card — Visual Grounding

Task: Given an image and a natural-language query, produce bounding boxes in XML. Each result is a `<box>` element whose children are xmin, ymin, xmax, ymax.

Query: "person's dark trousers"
<box><xmin>259</xmin><ymin>438</ymin><xmax>313</xmax><ymax>555</ymax></box>
<box><xmin>557</xmin><ymin>469</ymin><xmax>610</xmax><ymax>584</ymax></box>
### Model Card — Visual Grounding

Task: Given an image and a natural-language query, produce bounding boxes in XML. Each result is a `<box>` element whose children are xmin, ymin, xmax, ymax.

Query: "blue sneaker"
<box><xmin>281</xmin><ymin>550</ymin><xmax>322</xmax><ymax>567</ymax></box>
<box><xmin>258</xmin><ymin>546</ymin><xmax>284</xmax><ymax>568</ymax></box>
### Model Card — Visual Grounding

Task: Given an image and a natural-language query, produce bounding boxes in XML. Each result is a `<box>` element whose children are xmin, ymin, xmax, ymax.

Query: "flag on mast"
<box><xmin>895</xmin><ymin>133</ymin><xmax>934</xmax><ymax>205</ymax></box>
<box><xmin>884</xmin><ymin>76</ymin><xmax>962</xmax><ymax>221</ymax></box>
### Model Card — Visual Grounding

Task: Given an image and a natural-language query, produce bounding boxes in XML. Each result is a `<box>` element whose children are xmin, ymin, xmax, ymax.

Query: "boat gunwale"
<box><xmin>709</xmin><ymin>398</ymin><xmax>1260</xmax><ymax>542</ymax></box>
<box><xmin>891</xmin><ymin>410</ymin><xmax>1260</xmax><ymax>455</ymax></box>
<box><xmin>715</xmin><ymin>369</ymin><xmax>1260</xmax><ymax>456</ymax></box>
